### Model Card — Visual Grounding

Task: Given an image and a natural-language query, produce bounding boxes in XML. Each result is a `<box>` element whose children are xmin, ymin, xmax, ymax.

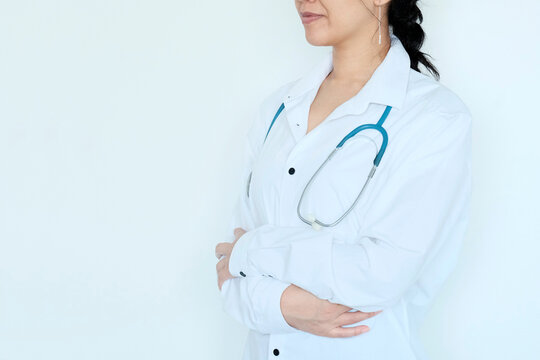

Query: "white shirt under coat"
<box><xmin>219</xmin><ymin>32</ymin><xmax>473</xmax><ymax>360</ymax></box>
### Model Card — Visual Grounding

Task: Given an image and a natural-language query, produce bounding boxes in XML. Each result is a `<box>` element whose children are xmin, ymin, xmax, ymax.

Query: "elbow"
<box><xmin>332</xmin><ymin>257</ymin><xmax>424</xmax><ymax>312</ymax></box>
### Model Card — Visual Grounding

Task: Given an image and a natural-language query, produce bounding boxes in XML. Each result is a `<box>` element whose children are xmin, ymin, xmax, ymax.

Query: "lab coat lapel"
<box><xmin>279</xmin><ymin>30</ymin><xmax>411</xmax><ymax>146</ymax></box>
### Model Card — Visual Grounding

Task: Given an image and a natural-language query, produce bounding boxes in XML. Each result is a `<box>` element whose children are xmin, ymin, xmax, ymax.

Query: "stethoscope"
<box><xmin>246</xmin><ymin>102</ymin><xmax>392</xmax><ymax>231</ymax></box>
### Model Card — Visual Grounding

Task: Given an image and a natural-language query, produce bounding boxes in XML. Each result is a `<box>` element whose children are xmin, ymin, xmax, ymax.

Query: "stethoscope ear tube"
<box><xmin>295</xmin><ymin>106</ymin><xmax>391</xmax><ymax>230</ymax></box>
<box><xmin>296</xmin><ymin>151</ymin><xmax>378</xmax><ymax>230</ymax></box>
<box><xmin>245</xmin><ymin>103</ymin><xmax>392</xmax><ymax>229</ymax></box>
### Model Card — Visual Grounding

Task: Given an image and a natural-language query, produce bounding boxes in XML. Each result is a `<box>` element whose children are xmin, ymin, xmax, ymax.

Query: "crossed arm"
<box><xmin>218</xmin><ymin>107</ymin><xmax>472</xmax><ymax>333</ymax></box>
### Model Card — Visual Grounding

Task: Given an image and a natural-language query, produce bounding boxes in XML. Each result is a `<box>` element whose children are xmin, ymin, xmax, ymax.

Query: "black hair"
<box><xmin>388</xmin><ymin>0</ymin><xmax>440</xmax><ymax>80</ymax></box>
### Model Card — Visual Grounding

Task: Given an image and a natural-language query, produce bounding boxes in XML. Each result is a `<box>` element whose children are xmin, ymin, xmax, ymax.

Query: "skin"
<box><xmin>300</xmin><ymin>0</ymin><xmax>393</xmax><ymax>134</ymax></box>
<box><xmin>216</xmin><ymin>228</ymin><xmax>383</xmax><ymax>338</ymax></box>
<box><xmin>216</xmin><ymin>0</ymin><xmax>392</xmax><ymax>338</ymax></box>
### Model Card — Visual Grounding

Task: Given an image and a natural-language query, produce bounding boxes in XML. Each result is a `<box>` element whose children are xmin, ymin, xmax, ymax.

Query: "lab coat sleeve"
<box><xmin>228</xmin><ymin>111</ymin><xmax>472</xmax><ymax>312</ymax></box>
<box><xmin>218</xmin><ymin>101</ymin><xmax>299</xmax><ymax>334</ymax></box>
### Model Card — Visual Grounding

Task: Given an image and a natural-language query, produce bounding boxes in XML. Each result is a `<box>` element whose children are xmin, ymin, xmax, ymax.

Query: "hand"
<box><xmin>280</xmin><ymin>284</ymin><xmax>383</xmax><ymax>338</ymax></box>
<box><xmin>215</xmin><ymin>227</ymin><xmax>247</xmax><ymax>291</ymax></box>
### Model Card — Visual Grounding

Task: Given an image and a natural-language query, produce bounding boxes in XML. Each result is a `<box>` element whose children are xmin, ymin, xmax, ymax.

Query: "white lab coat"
<box><xmin>219</xmin><ymin>32</ymin><xmax>472</xmax><ymax>360</ymax></box>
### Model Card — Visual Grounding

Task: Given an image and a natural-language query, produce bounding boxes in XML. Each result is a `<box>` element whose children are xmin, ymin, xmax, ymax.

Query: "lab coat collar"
<box><xmin>284</xmin><ymin>32</ymin><xmax>411</xmax><ymax>115</ymax></box>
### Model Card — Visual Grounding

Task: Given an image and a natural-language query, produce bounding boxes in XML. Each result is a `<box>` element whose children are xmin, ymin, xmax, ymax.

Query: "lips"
<box><xmin>300</xmin><ymin>11</ymin><xmax>324</xmax><ymax>24</ymax></box>
<box><xmin>301</xmin><ymin>11</ymin><xmax>322</xmax><ymax>16</ymax></box>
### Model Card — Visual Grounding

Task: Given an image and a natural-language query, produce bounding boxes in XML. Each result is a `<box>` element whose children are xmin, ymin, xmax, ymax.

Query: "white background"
<box><xmin>0</xmin><ymin>1</ymin><xmax>538</xmax><ymax>359</ymax></box>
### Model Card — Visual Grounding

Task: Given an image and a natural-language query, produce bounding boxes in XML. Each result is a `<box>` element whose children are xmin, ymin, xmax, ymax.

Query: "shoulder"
<box><xmin>407</xmin><ymin>69</ymin><xmax>472</xmax><ymax>115</ymax></box>
<box><xmin>397</xmin><ymin>69</ymin><xmax>473</xmax><ymax>141</ymax></box>
<box><xmin>386</xmin><ymin>70</ymin><xmax>473</xmax><ymax>167</ymax></box>
<box><xmin>405</xmin><ymin>69</ymin><xmax>472</xmax><ymax>121</ymax></box>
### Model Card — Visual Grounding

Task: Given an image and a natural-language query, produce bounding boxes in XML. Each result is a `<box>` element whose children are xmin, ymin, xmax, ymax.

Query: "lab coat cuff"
<box><xmin>257</xmin><ymin>278</ymin><xmax>299</xmax><ymax>333</ymax></box>
<box><xmin>228</xmin><ymin>229</ymin><xmax>256</xmax><ymax>278</ymax></box>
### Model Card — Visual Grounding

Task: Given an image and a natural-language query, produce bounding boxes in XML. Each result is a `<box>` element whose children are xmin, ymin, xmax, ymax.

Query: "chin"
<box><xmin>304</xmin><ymin>32</ymin><xmax>334</xmax><ymax>47</ymax></box>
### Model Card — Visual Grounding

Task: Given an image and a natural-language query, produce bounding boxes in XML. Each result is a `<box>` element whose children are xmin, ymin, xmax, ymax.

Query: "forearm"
<box><xmin>229</xmin><ymin>116</ymin><xmax>472</xmax><ymax>312</ymax></box>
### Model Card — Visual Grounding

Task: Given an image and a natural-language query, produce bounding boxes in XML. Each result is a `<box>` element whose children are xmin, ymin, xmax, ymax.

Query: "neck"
<box><xmin>328</xmin><ymin>30</ymin><xmax>391</xmax><ymax>84</ymax></box>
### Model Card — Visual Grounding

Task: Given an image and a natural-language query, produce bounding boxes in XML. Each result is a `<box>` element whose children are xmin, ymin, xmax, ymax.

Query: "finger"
<box><xmin>327</xmin><ymin>325</ymin><xmax>370</xmax><ymax>338</ymax></box>
<box><xmin>217</xmin><ymin>259</ymin><xmax>234</xmax><ymax>290</ymax></box>
<box><xmin>234</xmin><ymin>228</ymin><xmax>246</xmax><ymax>239</ymax></box>
<box><xmin>335</xmin><ymin>310</ymin><xmax>382</xmax><ymax>327</ymax></box>
<box><xmin>215</xmin><ymin>254</ymin><xmax>226</xmax><ymax>263</ymax></box>
<box><xmin>215</xmin><ymin>243</ymin><xmax>224</xmax><ymax>259</ymax></box>
<box><xmin>234</xmin><ymin>227</ymin><xmax>244</xmax><ymax>234</ymax></box>
<box><xmin>216</xmin><ymin>257</ymin><xmax>227</xmax><ymax>271</ymax></box>
<box><xmin>322</xmin><ymin>301</ymin><xmax>354</xmax><ymax>317</ymax></box>
<box><xmin>215</xmin><ymin>242</ymin><xmax>232</xmax><ymax>259</ymax></box>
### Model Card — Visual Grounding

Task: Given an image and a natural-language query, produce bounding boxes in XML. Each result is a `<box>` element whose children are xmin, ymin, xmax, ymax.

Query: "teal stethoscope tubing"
<box><xmin>246</xmin><ymin>103</ymin><xmax>392</xmax><ymax>230</ymax></box>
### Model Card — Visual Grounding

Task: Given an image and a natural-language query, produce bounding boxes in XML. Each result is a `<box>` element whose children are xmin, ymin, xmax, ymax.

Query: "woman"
<box><xmin>215</xmin><ymin>0</ymin><xmax>472</xmax><ymax>359</ymax></box>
